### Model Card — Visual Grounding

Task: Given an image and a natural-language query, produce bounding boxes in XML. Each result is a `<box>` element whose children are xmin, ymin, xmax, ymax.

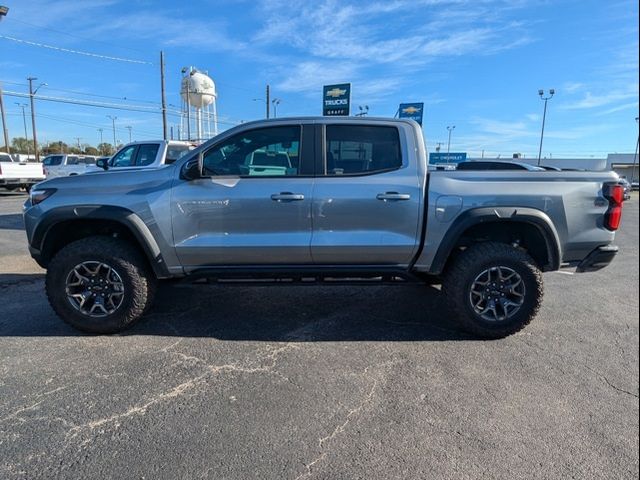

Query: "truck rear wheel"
<box><xmin>45</xmin><ymin>236</ymin><xmax>156</xmax><ymax>334</ymax></box>
<box><xmin>442</xmin><ymin>242</ymin><xmax>543</xmax><ymax>338</ymax></box>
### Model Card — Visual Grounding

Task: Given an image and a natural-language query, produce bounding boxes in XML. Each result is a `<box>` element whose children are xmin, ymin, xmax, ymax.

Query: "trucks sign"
<box><xmin>323</xmin><ymin>83</ymin><xmax>351</xmax><ymax>116</ymax></box>
<box><xmin>398</xmin><ymin>102</ymin><xmax>424</xmax><ymax>125</ymax></box>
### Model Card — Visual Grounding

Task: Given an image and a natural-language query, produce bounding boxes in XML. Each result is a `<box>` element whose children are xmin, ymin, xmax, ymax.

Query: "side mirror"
<box><xmin>180</xmin><ymin>155</ymin><xmax>202</xmax><ymax>180</ymax></box>
<box><xmin>96</xmin><ymin>158</ymin><xmax>109</xmax><ymax>171</ymax></box>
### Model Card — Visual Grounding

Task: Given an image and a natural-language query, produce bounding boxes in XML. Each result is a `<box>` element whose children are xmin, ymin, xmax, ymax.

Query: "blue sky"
<box><xmin>0</xmin><ymin>0</ymin><xmax>638</xmax><ymax>158</ymax></box>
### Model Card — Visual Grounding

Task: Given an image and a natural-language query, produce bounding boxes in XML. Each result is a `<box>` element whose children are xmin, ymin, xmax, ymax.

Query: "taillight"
<box><xmin>603</xmin><ymin>183</ymin><xmax>624</xmax><ymax>231</ymax></box>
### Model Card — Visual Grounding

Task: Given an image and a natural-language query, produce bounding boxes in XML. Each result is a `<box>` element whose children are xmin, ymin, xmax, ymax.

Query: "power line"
<box><xmin>0</xmin><ymin>34</ymin><xmax>153</xmax><ymax>65</ymax></box>
<box><xmin>7</xmin><ymin>18</ymin><xmax>151</xmax><ymax>57</ymax></box>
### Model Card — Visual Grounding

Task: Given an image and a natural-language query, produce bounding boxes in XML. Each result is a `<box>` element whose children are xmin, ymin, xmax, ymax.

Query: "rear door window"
<box><xmin>324</xmin><ymin>125</ymin><xmax>402</xmax><ymax>175</ymax></box>
<box><xmin>43</xmin><ymin>155</ymin><xmax>63</xmax><ymax>166</ymax></box>
<box><xmin>135</xmin><ymin>144</ymin><xmax>160</xmax><ymax>166</ymax></box>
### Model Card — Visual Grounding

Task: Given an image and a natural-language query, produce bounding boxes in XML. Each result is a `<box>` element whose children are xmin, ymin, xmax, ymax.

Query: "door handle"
<box><xmin>376</xmin><ymin>192</ymin><xmax>411</xmax><ymax>201</ymax></box>
<box><xmin>271</xmin><ymin>192</ymin><xmax>305</xmax><ymax>202</ymax></box>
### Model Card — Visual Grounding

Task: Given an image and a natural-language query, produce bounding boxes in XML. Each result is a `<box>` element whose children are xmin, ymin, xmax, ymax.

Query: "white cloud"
<box><xmin>561</xmin><ymin>89</ymin><xmax>638</xmax><ymax>109</ymax></box>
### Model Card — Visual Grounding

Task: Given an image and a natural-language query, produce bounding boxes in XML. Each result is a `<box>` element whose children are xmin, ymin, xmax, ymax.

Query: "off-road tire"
<box><xmin>46</xmin><ymin>236</ymin><xmax>157</xmax><ymax>334</ymax></box>
<box><xmin>442</xmin><ymin>242</ymin><xmax>543</xmax><ymax>339</ymax></box>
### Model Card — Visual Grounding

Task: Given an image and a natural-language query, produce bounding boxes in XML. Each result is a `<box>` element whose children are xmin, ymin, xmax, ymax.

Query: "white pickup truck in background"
<box><xmin>0</xmin><ymin>153</ymin><xmax>45</xmax><ymax>192</ymax></box>
<box><xmin>42</xmin><ymin>154</ymin><xmax>97</xmax><ymax>179</ymax></box>
<box><xmin>94</xmin><ymin>140</ymin><xmax>197</xmax><ymax>172</ymax></box>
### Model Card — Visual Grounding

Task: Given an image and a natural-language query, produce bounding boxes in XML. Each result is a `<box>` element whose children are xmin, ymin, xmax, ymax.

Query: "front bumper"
<box><xmin>576</xmin><ymin>245</ymin><xmax>618</xmax><ymax>273</ymax></box>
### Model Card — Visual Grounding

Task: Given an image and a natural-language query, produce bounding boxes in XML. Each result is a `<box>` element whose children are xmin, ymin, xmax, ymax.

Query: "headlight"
<box><xmin>30</xmin><ymin>188</ymin><xmax>56</xmax><ymax>206</ymax></box>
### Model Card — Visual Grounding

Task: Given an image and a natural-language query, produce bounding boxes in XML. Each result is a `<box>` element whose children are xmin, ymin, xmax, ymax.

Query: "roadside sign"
<box><xmin>323</xmin><ymin>83</ymin><xmax>351</xmax><ymax>116</ymax></box>
<box><xmin>398</xmin><ymin>102</ymin><xmax>424</xmax><ymax>125</ymax></box>
<box><xmin>429</xmin><ymin>152</ymin><xmax>467</xmax><ymax>164</ymax></box>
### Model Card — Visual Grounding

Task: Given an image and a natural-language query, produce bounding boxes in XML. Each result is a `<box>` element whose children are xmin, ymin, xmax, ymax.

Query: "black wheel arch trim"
<box><xmin>428</xmin><ymin>207</ymin><xmax>561</xmax><ymax>275</ymax></box>
<box><xmin>31</xmin><ymin>205</ymin><xmax>169</xmax><ymax>278</ymax></box>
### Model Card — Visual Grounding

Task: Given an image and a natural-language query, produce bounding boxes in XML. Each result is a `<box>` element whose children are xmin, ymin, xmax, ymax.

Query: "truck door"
<box><xmin>311</xmin><ymin>123</ymin><xmax>421</xmax><ymax>265</ymax></box>
<box><xmin>171</xmin><ymin>124</ymin><xmax>315</xmax><ymax>266</ymax></box>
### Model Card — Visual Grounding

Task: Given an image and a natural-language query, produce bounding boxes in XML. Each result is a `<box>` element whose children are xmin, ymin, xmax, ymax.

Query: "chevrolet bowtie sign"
<box><xmin>398</xmin><ymin>102</ymin><xmax>424</xmax><ymax>126</ymax></box>
<box><xmin>323</xmin><ymin>83</ymin><xmax>351</xmax><ymax>116</ymax></box>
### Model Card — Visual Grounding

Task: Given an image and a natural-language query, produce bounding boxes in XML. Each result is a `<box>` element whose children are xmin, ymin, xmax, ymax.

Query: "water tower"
<box><xmin>180</xmin><ymin>67</ymin><xmax>218</xmax><ymax>141</ymax></box>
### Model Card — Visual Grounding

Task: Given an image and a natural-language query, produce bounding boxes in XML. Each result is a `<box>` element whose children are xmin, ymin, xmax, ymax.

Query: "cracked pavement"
<box><xmin>0</xmin><ymin>191</ymin><xmax>638</xmax><ymax>479</ymax></box>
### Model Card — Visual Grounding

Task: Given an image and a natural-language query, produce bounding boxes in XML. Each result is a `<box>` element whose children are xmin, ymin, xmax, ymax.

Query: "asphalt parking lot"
<box><xmin>0</xmin><ymin>190</ymin><xmax>638</xmax><ymax>479</ymax></box>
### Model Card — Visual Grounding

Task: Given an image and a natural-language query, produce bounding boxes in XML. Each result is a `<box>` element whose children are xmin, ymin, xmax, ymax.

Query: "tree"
<box><xmin>11</xmin><ymin>137</ymin><xmax>31</xmax><ymax>154</ymax></box>
<box><xmin>84</xmin><ymin>146</ymin><xmax>99</xmax><ymax>156</ymax></box>
<box><xmin>41</xmin><ymin>141</ymin><xmax>68</xmax><ymax>155</ymax></box>
<box><xmin>97</xmin><ymin>142</ymin><xmax>115</xmax><ymax>155</ymax></box>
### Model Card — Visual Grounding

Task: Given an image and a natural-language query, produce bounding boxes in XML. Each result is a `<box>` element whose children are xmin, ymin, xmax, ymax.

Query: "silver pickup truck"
<box><xmin>23</xmin><ymin>117</ymin><xmax>625</xmax><ymax>337</ymax></box>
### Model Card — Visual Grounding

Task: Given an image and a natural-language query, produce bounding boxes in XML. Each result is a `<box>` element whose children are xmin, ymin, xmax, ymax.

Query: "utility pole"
<box><xmin>632</xmin><ymin>116</ymin><xmax>639</xmax><ymax>187</ymax></box>
<box><xmin>160</xmin><ymin>51</ymin><xmax>167</xmax><ymax>140</ymax></box>
<box><xmin>107</xmin><ymin>115</ymin><xmax>117</xmax><ymax>149</ymax></box>
<box><xmin>75</xmin><ymin>137</ymin><xmax>82</xmax><ymax>151</ymax></box>
<box><xmin>27</xmin><ymin>77</ymin><xmax>41</xmax><ymax>161</ymax></box>
<box><xmin>446</xmin><ymin>125</ymin><xmax>456</xmax><ymax>162</ymax></box>
<box><xmin>537</xmin><ymin>88</ymin><xmax>555</xmax><ymax>165</ymax></box>
<box><xmin>435</xmin><ymin>142</ymin><xmax>442</xmax><ymax>152</ymax></box>
<box><xmin>266</xmin><ymin>84</ymin><xmax>270</xmax><ymax>119</ymax></box>
<box><xmin>0</xmin><ymin>84</ymin><xmax>10</xmax><ymax>153</ymax></box>
<box><xmin>126</xmin><ymin>126</ymin><xmax>132</xmax><ymax>142</ymax></box>
<box><xmin>15</xmin><ymin>103</ymin><xmax>29</xmax><ymax>155</ymax></box>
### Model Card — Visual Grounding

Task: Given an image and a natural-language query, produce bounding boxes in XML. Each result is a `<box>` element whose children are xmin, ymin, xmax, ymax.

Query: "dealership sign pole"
<box><xmin>323</xmin><ymin>83</ymin><xmax>351</xmax><ymax>116</ymax></box>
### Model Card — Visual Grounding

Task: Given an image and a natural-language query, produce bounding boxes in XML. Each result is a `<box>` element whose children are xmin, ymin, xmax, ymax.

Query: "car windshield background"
<box><xmin>110</xmin><ymin>146</ymin><xmax>137</xmax><ymax>167</ymax></box>
<box><xmin>202</xmin><ymin>126</ymin><xmax>301</xmax><ymax>177</ymax></box>
<box><xmin>0</xmin><ymin>154</ymin><xmax>14</xmax><ymax>162</ymax></box>
<box><xmin>136</xmin><ymin>144</ymin><xmax>160</xmax><ymax>166</ymax></box>
<box><xmin>325</xmin><ymin>125</ymin><xmax>402</xmax><ymax>175</ymax></box>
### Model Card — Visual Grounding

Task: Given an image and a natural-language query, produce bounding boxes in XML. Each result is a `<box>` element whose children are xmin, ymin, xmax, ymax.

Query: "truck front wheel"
<box><xmin>45</xmin><ymin>236</ymin><xmax>156</xmax><ymax>334</ymax></box>
<box><xmin>442</xmin><ymin>242</ymin><xmax>543</xmax><ymax>339</ymax></box>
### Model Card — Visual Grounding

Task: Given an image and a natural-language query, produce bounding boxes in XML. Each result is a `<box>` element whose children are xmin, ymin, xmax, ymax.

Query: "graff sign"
<box><xmin>323</xmin><ymin>83</ymin><xmax>351</xmax><ymax>116</ymax></box>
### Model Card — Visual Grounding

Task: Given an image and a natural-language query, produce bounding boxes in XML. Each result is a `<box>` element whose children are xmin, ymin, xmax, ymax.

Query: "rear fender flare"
<box><xmin>428</xmin><ymin>207</ymin><xmax>561</xmax><ymax>274</ymax></box>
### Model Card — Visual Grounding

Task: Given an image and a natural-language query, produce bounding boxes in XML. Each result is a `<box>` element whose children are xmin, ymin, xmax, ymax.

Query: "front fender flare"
<box><xmin>31</xmin><ymin>205</ymin><xmax>169</xmax><ymax>278</ymax></box>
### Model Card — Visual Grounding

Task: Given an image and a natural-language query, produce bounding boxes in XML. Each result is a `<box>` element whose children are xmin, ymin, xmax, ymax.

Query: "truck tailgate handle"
<box><xmin>376</xmin><ymin>192</ymin><xmax>411</xmax><ymax>201</ymax></box>
<box><xmin>271</xmin><ymin>192</ymin><xmax>305</xmax><ymax>202</ymax></box>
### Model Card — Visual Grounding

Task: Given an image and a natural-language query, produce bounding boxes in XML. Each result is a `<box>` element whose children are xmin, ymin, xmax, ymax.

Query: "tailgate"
<box><xmin>0</xmin><ymin>162</ymin><xmax>45</xmax><ymax>180</ymax></box>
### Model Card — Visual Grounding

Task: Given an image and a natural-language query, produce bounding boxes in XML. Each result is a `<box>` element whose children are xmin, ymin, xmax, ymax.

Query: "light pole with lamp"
<box><xmin>14</xmin><ymin>102</ymin><xmax>30</xmax><ymax>155</ymax></box>
<box><xmin>537</xmin><ymin>88</ymin><xmax>555</xmax><ymax>165</ymax></box>
<box><xmin>27</xmin><ymin>77</ymin><xmax>46</xmax><ymax>162</ymax></box>
<box><xmin>271</xmin><ymin>98</ymin><xmax>281</xmax><ymax>118</ymax></box>
<box><xmin>446</xmin><ymin>125</ymin><xmax>456</xmax><ymax>162</ymax></box>
<box><xmin>356</xmin><ymin>105</ymin><xmax>369</xmax><ymax>117</ymax></box>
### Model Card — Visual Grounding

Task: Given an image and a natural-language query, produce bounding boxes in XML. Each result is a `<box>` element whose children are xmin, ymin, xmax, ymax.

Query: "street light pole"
<box><xmin>14</xmin><ymin>103</ymin><xmax>29</xmax><ymax>155</ymax></box>
<box><xmin>126</xmin><ymin>126</ymin><xmax>132</xmax><ymax>142</ymax></box>
<box><xmin>446</xmin><ymin>125</ymin><xmax>456</xmax><ymax>162</ymax></box>
<box><xmin>107</xmin><ymin>115</ymin><xmax>117</xmax><ymax>150</ymax></box>
<box><xmin>537</xmin><ymin>88</ymin><xmax>555</xmax><ymax>165</ymax></box>
<box><xmin>271</xmin><ymin>98</ymin><xmax>281</xmax><ymax>118</ymax></box>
